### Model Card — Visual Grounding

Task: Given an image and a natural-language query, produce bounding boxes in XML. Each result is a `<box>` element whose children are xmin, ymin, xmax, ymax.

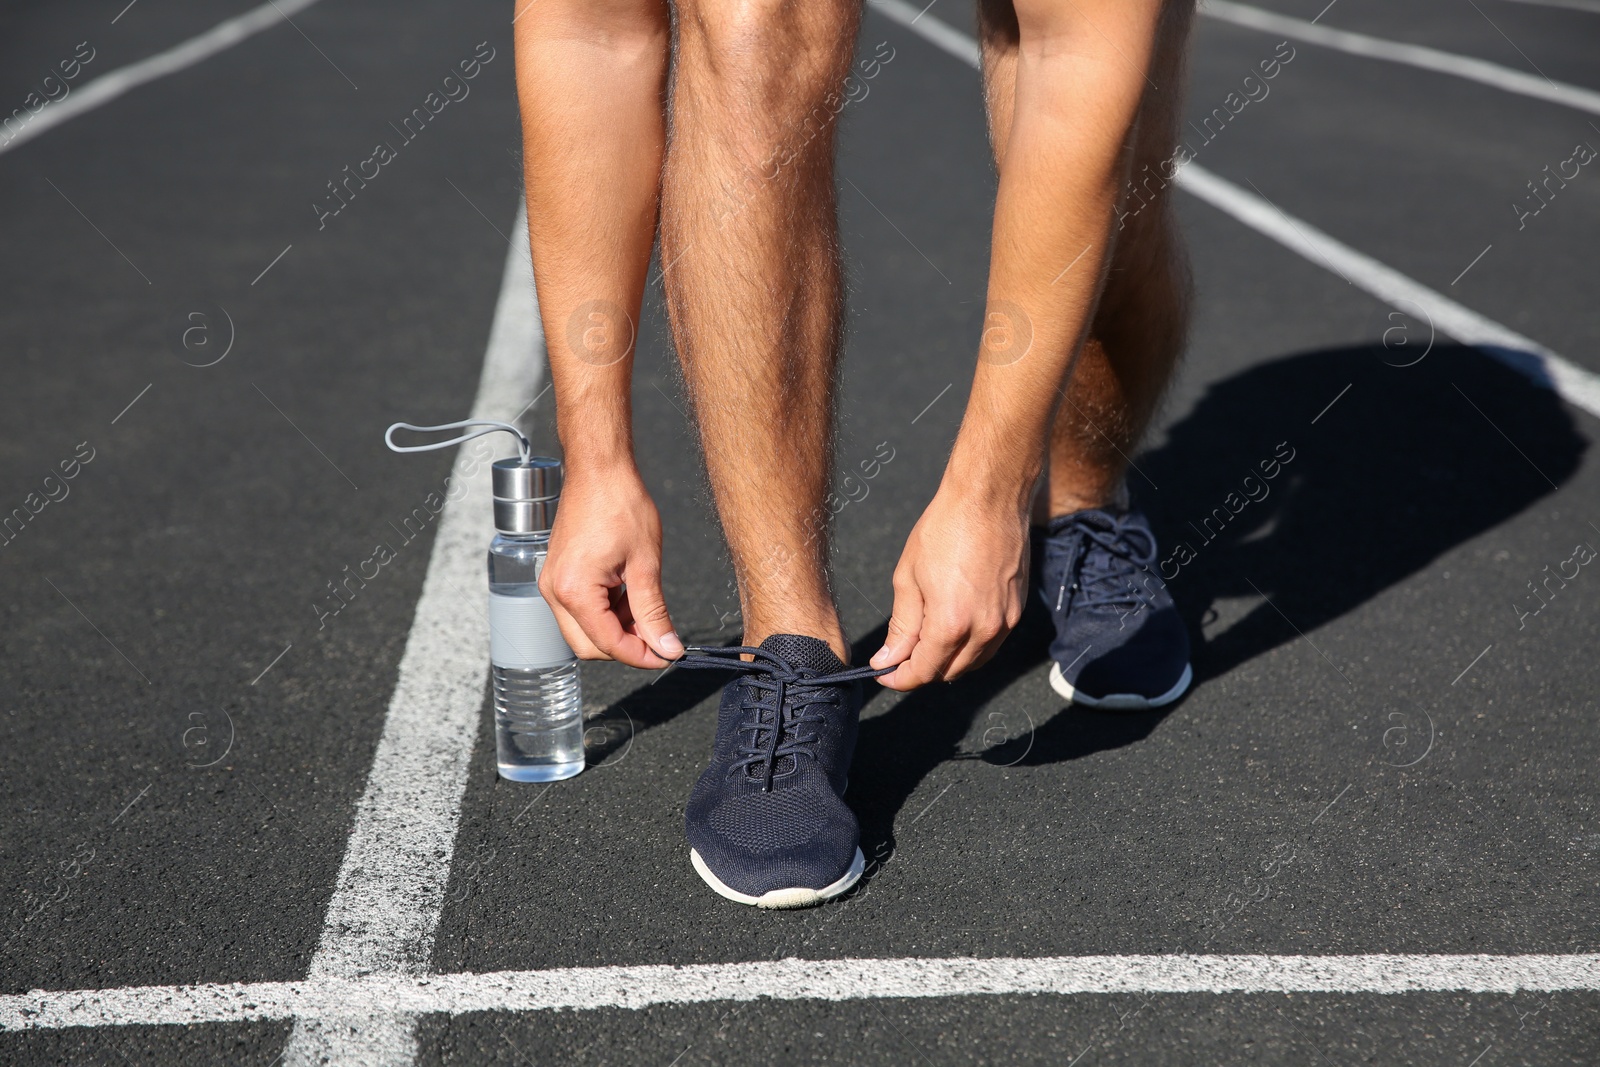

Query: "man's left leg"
<box><xmin>661</xmin><ymin>0</ymin><xmax>880</xmax><ymax>908</ymax></box>
<box><xmin>982</xmin><ymin>0</ymin><xmax>1196</xmax><ymax>708</ymax></box>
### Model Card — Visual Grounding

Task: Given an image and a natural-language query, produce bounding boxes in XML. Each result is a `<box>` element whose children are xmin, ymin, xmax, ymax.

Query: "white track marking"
<box><xmin>6</xmin><ymin>5</ymin><xmax>1588</xmax><ymax>1052</ymax></box>
<box><xmin>0</xmin><ymin>0</ymin><xmax>325</xmax><ymax>158</ymax></box>
<box><xmin>1202</xmin><ymin>0</ymin><xmax>1600</xmax><ymax>117</ymax></box>
<box><xmin>280</xmin><ymin>206</ymin><xmax>541</xmax><ymax>1067</ymax></box>
<box><xmin>1501</xmin><ymin>0</ymin><xmax>1600</xmax><ymax>13</ymax></box>
<box><xmin>875</xmin><ymin>1</ymin><xmax>1600</xmax><ymax>421</ymax></box>
<box><xmin>1173</xmin><ymin>166</ymin><xmax>1600</xmax><ymax>420</ymax></box>
<box><xmin>868</xmin><ymin>0</ymin><xmax>981</xmax><ymax>65</ymax></box>
<box><xmin>5</xmin><ymin>955</ymin><xmax>1599</xmax><ymax>1031</ymax></box>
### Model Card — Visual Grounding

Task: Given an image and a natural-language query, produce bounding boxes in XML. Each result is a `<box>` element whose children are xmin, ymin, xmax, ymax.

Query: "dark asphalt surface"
<box><xmin>2</xmin><ymin>0</ymin><xmax>1598</xmax><ymax>1063</ymax></box>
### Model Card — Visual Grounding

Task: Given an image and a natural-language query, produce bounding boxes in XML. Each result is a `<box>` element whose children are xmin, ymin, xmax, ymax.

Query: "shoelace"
<box><xmin>1054</xmin><ymin>511</ymin><xmax>1161</xmax><ymax>614</ymax></box>
<box><xmin>677</xmin><ymin>645</ymin><xmax>892</xmax><ymax>792</ymax></box>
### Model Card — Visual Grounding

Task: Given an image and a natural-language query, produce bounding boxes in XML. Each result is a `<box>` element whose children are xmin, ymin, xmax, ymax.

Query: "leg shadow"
<box><xmin>1138</xmin><ymin>345</ymin><xmax>1585</xmax><ymax>682</ymax></box>
<box><xmin>848</xmin><ymin>343</ymin><xmax>1586</xmax><ymax>857</ymax></box>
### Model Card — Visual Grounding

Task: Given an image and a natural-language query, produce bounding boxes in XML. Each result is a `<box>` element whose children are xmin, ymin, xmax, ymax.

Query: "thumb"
<box><xmin>623</xmin><ymin>561</ymin><xmax>683</xmax><ymax>660</ymax></box>
<box><xmin>871</xmin><ymin>578</ymin><xmax>923</xmax><ymax>670</ymax></box>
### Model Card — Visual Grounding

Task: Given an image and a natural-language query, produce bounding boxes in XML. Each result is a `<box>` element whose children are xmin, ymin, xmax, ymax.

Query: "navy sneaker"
<box><xmin>677</xmin><ymin>635</ymin><xmax>889</xmax><ymax>908</ymax></box>
<box><xmin>1037</xmin><ymin>508</ymin><xmax>1192</xmax><ymax>709</ymax></box>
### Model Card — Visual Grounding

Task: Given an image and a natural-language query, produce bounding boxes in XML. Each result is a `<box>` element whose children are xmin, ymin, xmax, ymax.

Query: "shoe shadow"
<box><xmin>847</xmin><ymin>343</ymin><xmax>1586</xmax><ymax>870</ymax></box>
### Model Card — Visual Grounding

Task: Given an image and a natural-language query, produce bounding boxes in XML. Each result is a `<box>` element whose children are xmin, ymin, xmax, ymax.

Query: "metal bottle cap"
<box><xmin>492</xmin><ymin>457</ymin><xmax>562</xmax><ymax>534</ymax></box>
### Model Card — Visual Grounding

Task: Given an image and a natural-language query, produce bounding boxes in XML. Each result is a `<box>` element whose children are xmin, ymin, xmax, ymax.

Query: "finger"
<box><xmin>870</xmin><ymin>576</ymin><xmax>923</xmax><ymax>672</ymax></box>
<box><xmin>942</xmin><ymin>596</ymin><xmax>1021</xmax><ymax>679</ymax></box>
<box><xmin>941</xmin><ymin>621</ymin><xmax>1007</xmax><ymax>681</ymax></box>
<box><xmin>621</xmin><ymin>560</ymin><xmax>683</xmax><ymax>660</ymax></box>
<box><xmin>544</xmin><ymin>595</ymin><xmax>606</xmax><ymax>661</ymax></box>
<box><xmin>879</xmin><ymin>605</ymin><xmax>964</xmax><ymax>691</ymax></box>
<box><xmin>881</xmin><ymin>620</ymin><xmax>963</xmax><ymax>691</ymax></box>
<box><xmin>540</xmin><ymin>567</ymin><xmax>607</xmax><ymax>659</ymax></box>
<box><xmin>553</xmin><ymin>575</ymin><xmax>668</xmax><ymax>669</ymax></box>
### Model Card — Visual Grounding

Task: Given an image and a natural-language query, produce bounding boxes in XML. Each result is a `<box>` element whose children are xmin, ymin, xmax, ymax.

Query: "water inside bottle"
<box><xmin>493</xmin><ymin>661</ymin><xmax>584</xmax><ymax>781</ymax></box>
<box><xmin>489</xmin><ymin>582</ymin><xmax>584</xmax><ymax>782</ymax></box>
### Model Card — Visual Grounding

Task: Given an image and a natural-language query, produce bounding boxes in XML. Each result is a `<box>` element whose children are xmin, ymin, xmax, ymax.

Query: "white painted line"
<box><xmin>868</xmin><ymin>0</ymin><xmax>982</xmax><ymax>66</ymax></box>
<box><xmin>1501</xmin><ymin>0</ymin><xmax>1600</xmax><ymax>12</ymax></box>
<box><xmin>1202</xmin><ymin>0</ymin><xmax>1600</xmax><ymax>118</ymax></box>
<box><xmin>0</xmin><ymin>0</ymin><xmax>326</xmax><ymax>158</ymax></box>
<box><xmin>876</xmin><ymin>1</ymin><xmax>1600</xmax><ymax>422</ymax></box>
<box><xmin>1174</xmin><ymin>164</ymin><xmax>1600</xmax><ymax>420</ymax></box>
<box><xmin>5</xmin><ymin>954</ymin><xmax>1599</xmax><ymax>1031</ymax></box>
<box><xmin>280</xmin><ymin>205</ymin><xmax>542</xmax><ymax>1066</ymax></box>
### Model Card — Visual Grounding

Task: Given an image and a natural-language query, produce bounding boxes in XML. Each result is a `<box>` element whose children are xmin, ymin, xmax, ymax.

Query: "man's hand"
<box><xmin>869</xmin><ymin>487</ymin><xmax>1029</xmax><ymax>690</ymax></box>
<box><xmin>539</xmin><ymin>465</ymin><xmax>682</xmax><ymax>669</ymax></box>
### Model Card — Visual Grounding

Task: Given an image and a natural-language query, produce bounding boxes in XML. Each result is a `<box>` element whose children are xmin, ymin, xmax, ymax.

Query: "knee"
<box><xmin>520</xmin><ymin>0</ymin><xmax>669</xmax><ymax>52</ymax></box>
<box><xmin>677</xmin><ymin>0</ymin><xmax>857</xmax><ymax>103</ymax></box>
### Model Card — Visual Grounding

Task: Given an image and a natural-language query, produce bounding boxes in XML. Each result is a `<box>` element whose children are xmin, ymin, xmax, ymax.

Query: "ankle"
<box><xmin>741</xmin><ymin>613</ymin><xmax>849</xmax><ymax>664</ymax></box>
<box><xmin>1045</xmin><ymin>478</ymin><xmax>1130</xmax><ymax>519</ymax></box>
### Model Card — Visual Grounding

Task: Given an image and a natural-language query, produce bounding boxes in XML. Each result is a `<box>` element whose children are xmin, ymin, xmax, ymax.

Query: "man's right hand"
<box><xmin>539</xmin><ymin>464</ymin><xmax>682</xmax><ymax>669</ymax></box>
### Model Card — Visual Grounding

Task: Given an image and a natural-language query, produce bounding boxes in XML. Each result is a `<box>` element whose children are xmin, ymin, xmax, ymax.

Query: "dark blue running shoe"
<box><xmin>677</xmin><ymin>635</ymin><xmax>889</xmax><ymax>908</ymax></box>
<box><xmin>1037</xmin><ymin>508</ymin><xmax>1192</xmax><ymax>709</ymax></box>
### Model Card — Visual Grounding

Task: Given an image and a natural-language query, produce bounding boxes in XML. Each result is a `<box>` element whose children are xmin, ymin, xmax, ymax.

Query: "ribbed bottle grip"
<box><xmin>487</xmin><ymin>591</ymin><xmax>575</xmax><ymax>670</ymax></box>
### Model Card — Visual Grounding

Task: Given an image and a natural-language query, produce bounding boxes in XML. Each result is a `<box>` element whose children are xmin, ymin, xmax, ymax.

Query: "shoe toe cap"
<box><xmin>1069</xmin><ymin>606</ymin><xmax>1191</xmax><ymax>700</ymax></box>
<box><xmin>685</xmin><ymin>781</ymin><xmax>859</xmax><ymax>896</ymax></box>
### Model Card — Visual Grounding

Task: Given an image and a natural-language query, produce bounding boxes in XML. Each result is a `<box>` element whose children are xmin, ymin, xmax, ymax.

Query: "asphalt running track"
<box><xmin>1</xmin><ymin>0</ymin><xmax>1598</xmax><ymax>1063</ymax></box>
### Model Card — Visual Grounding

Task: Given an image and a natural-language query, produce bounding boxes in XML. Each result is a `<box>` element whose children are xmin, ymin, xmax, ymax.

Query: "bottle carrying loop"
<box><xmin>384</xmin><ymin>419</ymin><xmax>533</xmax><ymax>465</ymax></box>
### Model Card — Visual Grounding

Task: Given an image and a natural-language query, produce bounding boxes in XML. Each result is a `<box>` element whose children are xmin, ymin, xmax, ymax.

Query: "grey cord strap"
<box><xmin>384</xmin><ymin>419</ymin><xmax>532</xmax><ymax>464</ymax></box>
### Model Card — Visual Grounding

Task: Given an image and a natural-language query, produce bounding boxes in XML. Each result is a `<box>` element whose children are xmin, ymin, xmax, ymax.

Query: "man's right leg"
<box><xmin>660</xmin><ymin>0</ymin><xmax>861</xmax><ymax>662</ymax></box>
<box><xmin>979</xmin><ymin>0</ymin><xmax>1196</xmax><ymax>708</ymax></box>
<box><xmin>980</xmin><ymin>0</ymin><xmax>1194</xmax><ymax>517</ymax></box>
<box><xmin>517</xmin><ymin>0</ymin><xmax>669</xmax><ymax>430</ymax></box>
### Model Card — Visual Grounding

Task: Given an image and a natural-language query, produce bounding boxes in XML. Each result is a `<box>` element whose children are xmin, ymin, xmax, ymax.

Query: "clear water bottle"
<box><xmin>488</xmin><ymin>456</ymin><xmax>583</xmax><ymax>781</ymax></box>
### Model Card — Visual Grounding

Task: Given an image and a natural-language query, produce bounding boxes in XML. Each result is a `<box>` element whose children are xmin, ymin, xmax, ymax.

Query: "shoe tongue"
<box><xmin>758</xmin><ymin>633</ymin><xmax>846</xmax><ymax>675</ymax></box>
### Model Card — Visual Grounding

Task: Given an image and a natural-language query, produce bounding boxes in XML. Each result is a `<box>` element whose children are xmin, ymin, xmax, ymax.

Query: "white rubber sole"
<box><xmin>690</xmin><ymin>846</ymin><xmax>866</xmax><ymax>909</ymax></box>
<box><xmin>1049</xmin><ymin>660</ymin><xmax>1193</xmax><ymax>710</ymax></box>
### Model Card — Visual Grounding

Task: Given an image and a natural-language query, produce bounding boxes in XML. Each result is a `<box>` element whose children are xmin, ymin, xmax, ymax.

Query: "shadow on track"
<box><xmin>1145</xmin><ymin>343</ymin><xmax>1585</xmax><ymax>683</ymax></box>
<box><xmin>587</xmin><ymin>344</ymin><xmax>1585</xmax><ymax>868</ymax></box>
<box><xmin>847</xmin><ymin>342</ymin><xmax>1585</xmax><ymax>867</ymax></box>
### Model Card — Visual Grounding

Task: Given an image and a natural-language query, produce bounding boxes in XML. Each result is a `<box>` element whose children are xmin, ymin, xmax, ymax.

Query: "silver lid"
<box><xmin>492</xmin><ymin>457</ymin><xmax>562</xmax><ymax>533</ymax></box>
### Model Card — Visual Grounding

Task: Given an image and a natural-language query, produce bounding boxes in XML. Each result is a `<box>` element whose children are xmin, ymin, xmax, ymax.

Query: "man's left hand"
<box><xmin>870</xmin><ymin>488</ymin><xmax>1029</xmax><ymax>690</ymax></box>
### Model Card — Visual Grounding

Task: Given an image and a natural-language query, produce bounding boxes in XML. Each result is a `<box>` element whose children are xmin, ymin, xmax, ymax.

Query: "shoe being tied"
<box><xmin>1037</xmin><ymin>507</ymin><xmax>1192</xmax><ymax>710</ymax></box>
<box><xmin>678</xmin><ymin>634</ymin><xmax>889</xmax><ymax>908</ymax></box>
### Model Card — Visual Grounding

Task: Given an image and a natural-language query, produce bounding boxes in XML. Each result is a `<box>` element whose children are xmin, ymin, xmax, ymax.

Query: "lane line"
<box><xmin>0</xmin><ymin>0</ymin><xmax>326</xmax><ymax>158</ymax></box>
<box><xmin>873</xmin><ymin>0</ymin><xmax>1600</xmax><ymax>421</ymax></box>
<box><xmin>1501</xmin><ymin>0</ymin><xmax>1600</xmax><ymax>13</ymax></box>
<box><xmin>6</xmin><ymin>954</ymin><xmax>1599</xmax><ymax>1031</ymax></box>
<box><xmin>280</xmin><ymin>205</ymin><xmax>541</xmax><ymax>1066</ymax></box>
<box><xmin>1202</xmin><ymin>0</ymin><xmax>1600</xmax><ymax>117</ymax></box>
<box><xmin>8</xmin><ymin>5</ymin><xmax>1586</xmax><ymax>1049</ymax></box>
<box><xmin>1173</xmin><ymin>165</ymin><xmax>1600</xmax><ymax>420</ymax></box>
<box><xmin>868</xmin><ymin>0</ymin><xmax>981</xmax><ymax>65</ymax></box>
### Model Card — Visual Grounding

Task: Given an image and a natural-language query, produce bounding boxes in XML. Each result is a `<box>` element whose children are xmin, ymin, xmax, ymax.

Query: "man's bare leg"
<box><xmin>517</xmin><ymin>0</ymin><xmax>682</xmax><ymax>668</ymax></box>
<box><xmin>980</xmin><ymin>0</ymin><xmax>1195</xmax><ymax>518</ymax></box>
<box><xmin>661</xmin><ymin>0</ymin><xmax>861</xmax><ymax>661</ymax></box>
